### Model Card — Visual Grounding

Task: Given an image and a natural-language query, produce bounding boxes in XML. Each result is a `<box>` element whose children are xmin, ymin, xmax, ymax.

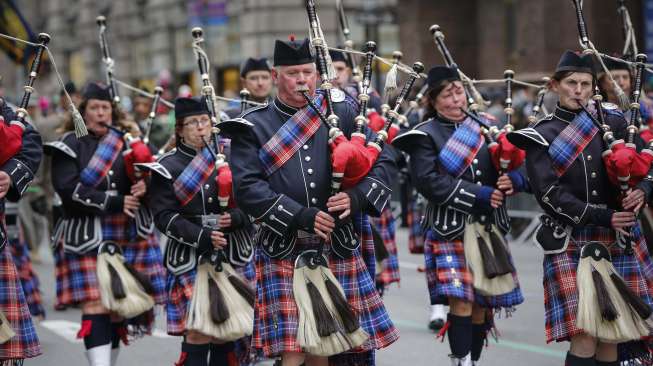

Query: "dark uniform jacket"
<box><xmin>146</xmin><ymin>141</ymin><xmax>251</xmax><ymax>275</ymax></box>
<box><xmin>508</xmin><ymin>104</ymin><xmax>653</xmax><ymax>251</ymax></box>
<box><xmin>0</xmin><ymin>102</ymin><xmax>42</xmax><ymax>249</ymax></box>
<box><xmin>222</xmin><ymin>93</ymin><xmax>397</xmax><ymax>259</ymax></box>
<box><xmin>47</xmin><ymin>131</ymin><xmax>151</xmax><ymax>254</ymax></box>
<box><xmin>394</xmin><ymin>115</ymin><xmax>528</xmax><ymax>240</ymax></box>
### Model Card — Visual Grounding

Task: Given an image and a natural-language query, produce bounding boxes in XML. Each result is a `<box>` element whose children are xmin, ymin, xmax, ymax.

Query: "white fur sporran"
<box><xmin>463</xmin><ymin>222</ymin><xmax>515</xmax><ymax>296</ymax></box>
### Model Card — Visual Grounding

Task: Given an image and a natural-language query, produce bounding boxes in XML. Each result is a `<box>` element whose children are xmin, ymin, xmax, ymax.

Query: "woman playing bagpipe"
<box><xmin>506</xmin><ymin>50</ymin><xmax>653</xmax><ymax>366</ymax></box>
<box><xmin>141</xmin><ymin>95</ymin><xmax>255</xmax><ymax>366</ymax></box>
<box><xmin>219</xmin><ymin>34</ymin><xmax>399</xmax><ymax>366</ymax></box>
<box><xmin>393</xmin><ymin>66</ymin><xmax>527</xmax><ymax>366</ymax></box>
<box><xmin>46</xmin><ymin>82</ymin><xmax>167</xmax><ymax>366</ymax></box>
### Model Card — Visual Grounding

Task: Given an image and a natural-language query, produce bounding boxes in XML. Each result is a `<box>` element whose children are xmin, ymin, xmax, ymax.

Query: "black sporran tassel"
<box><xmin>489</xmin><ymin>228</ymin><xmax>514</xmax><ymax>275</ymax></box>
<box><xmin>108</xmin><ymin>263</ymin><xmax>127</xmax><ymax>300</ymax></box>
<box><xmin>610</xmin><ymin>272</ymin><xmax>653</xmax><ymax>319</ymax></box>
<box><xmin>592</xmin><ymin>269</ymin><xmax>619</xmax><ymax>321</ymax></box>
<box><xmin>227</xmin><ymin>274</ymin><xmax>255</xmax><ymax>307</ymax></box>
<box><xmin>306</xmin><ymin>280</ymin><xmax>338</xmax><ymax>337</ymax></box>
<box><xmin>208</xmin><ymin>277</ymin><xmax>230</xmax><ymax>324</ymax></box>
<box><xmin>477</xmin><ymin>234</ymin><xmax>499</xmax><ymax>279</ymax></box>
<box><xmin>124</xmin><ymin>263</ymin><xmax>155</xmax><ymax>295</ymax></box>
<box><xmin>324</xmin><ymin>276</ymin><xmax>359</xmax><ymax>333</ymax></box>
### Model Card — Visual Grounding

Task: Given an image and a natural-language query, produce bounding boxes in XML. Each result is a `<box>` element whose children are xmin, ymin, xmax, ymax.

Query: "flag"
<box><xmin>0</xmin><ymin>0</ymin><xmax>37</xmax><ymax>65</ymax></box>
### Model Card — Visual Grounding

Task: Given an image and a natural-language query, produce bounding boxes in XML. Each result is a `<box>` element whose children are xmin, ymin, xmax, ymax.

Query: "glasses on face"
<box><xmin>182</xmin><ymin>117</ymin><xmax>212</xmax><ymax>128</ymax></box>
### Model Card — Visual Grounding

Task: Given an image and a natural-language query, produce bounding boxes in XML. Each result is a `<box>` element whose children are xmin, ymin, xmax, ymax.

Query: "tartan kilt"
<box><xmin>235</xmin><ymin>260</ymin><xmax>256</xmax><ymax>285</ymax></box>
<box><xmin>0</xmin><ymin>246</ymin><xmax>41</xmax><ymax>360</ymax></box>
<box><xmin>371</xmin><ymin>207</ymin><xmax>400</xmax><ymax>287</ymax></box>
<box><xmin>424</xmin><ymin>228</ymin><xmax>524</xmax><ymax>309</ymax></box>
<box><xmin>8</xmin><ymin>236</ymin><xmax>44</xmax><ymax>318</ymax></box>
<box><xmin>543</xmin><ymin>225</ymin><xmax>653</xmax><ymax>343</ymax></box>
<box><xmin>122</xmin><ymin>234</ymin><xmax>167</xmax><ymax>305</ymax></box>
<box><xmin>165</xmin><ymin>268</ymin><xmax>195</xmax><ymax>336</ymax></box>
<box><xmin>406</xmin><ymin>197</ymin><xmax>425</xmax><ymax>254</ymax></box>
<box><xmin>253</xmin><ymin>225</ymin><xmax>399</xmax><ymax>358</ymax></box>
<box><xmin>56</xmin><ymin>236</ymin><xmax>166</xmax><ymax>308</ymax></box>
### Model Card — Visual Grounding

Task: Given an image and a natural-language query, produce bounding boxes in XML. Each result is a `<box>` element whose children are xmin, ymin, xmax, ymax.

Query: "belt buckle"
<box><xmin>201</xmin><ymin>214</ymin><xmax>220</xmax><ymax>229</ymax></box>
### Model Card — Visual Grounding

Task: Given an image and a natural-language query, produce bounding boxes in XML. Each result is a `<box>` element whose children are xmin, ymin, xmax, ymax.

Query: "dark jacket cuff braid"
<box><xmin>295</xmin><ymin>207</ymin><xmax>320</xmax><ymax>233</ymax></box>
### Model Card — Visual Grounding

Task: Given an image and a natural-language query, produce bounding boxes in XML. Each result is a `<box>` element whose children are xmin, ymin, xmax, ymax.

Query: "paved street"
<box><xmin>29</xmin><ymin>226</ymin><xmax>567</xmax><ymax>365</ymax></box>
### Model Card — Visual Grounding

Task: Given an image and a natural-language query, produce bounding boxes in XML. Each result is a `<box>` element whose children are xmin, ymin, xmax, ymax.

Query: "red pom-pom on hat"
<box><xmin>289</xmin><ymin>34</ymin><xmax>296</xmax><ymax>42</ymax></box>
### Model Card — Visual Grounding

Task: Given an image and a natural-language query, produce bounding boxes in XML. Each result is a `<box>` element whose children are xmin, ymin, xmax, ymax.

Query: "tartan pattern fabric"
<box><xmin>423</xmin><ymin>229</ymin><xmax>523</xmax><ymax>308</ymax></box>
<box><xmin>79</xmin><ymin>129</ymin><xmax>124</xmax><ymax>187</ymax></box>
<box><xmin>8</xmin><ymin>237</ymin><xmax>44</xmax><ymax>317</ymax></box>
<box><xmin>406</xmin><ymin>196</ymin><xmax>425</xmax><ymax>254</ymax></box>
<box><xmin>0</xmin><ymin>246</ymin><xmax>41</xmax><ymax>360</ymax></box>
<box><xmin>122</xmin><ymin>234</ymin><xmax>167</xmax><ymax>305</ymax></box>
<box><xmin>165</xmin><ymin>268</ymin><xmax>196</xmax><ymax>335</ymax></box>
<box><xmin>258</xmin><ymin>93</ymin><xmax>325</xmax><ymax>177</ymax></box>
<box><xmin>252</xmin><ymin>233</ymin><xmax>399</xmax><ymax>357</ymax></box>
<box><xmin>355</xmin><ymin>214</ymin><xmax>376</xmax><ymax>281</ymax></box>
<box><xmin>173</xmin><ymin>146</ymin><xmax>215</xmax><ymax>206</ymax></box>
<box><xmin>101</xmin><ymin>213</ymin><xmax>137</xmax><ymax>242</ymax></box>
<box><xmin>438</xmin><ymin>117</ymin><xmax>484</xmax><ymax>178</ymax></box>
<box><xmin>543</xmin><ymin>225</ymin><xmax>653</xmax><ymax>343</ymax></box>
<box><xmin>56</xmin><ymin>237</ymin><xmax>163</xmax><ymax>306</ymax></box>
<box><xmin>235</xmin><ymin>261</ymin><xmax>256</xmax><ymax>285</ymax></box>
<box><xmin>548</xmin><ymin>111</ymin><xmax>598</xmax><ymax>177</ymax></box>
<box><xmin>371</xmin><ymin>207</ymin><xmax>400</xmax><ymax>287</ymax></box>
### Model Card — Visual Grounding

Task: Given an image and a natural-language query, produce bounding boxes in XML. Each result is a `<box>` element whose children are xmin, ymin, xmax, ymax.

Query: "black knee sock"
<box><xmin>594</xmin><ymin>361</ymin><xmax>618</xmax><ymax>366</ymax></box>
<box><xmin>565</xmin><ymin>352</ymin><xmax>596</xmax><ymax>366</ymax></box>
<box><xmin>471</xmin><ymin>323</ymin><xmax>486</xmax><ymax>361</ymax></box>
<box><xmin>209</xmin><ymin>342</ymin><xmax>235</xmax><ymax>366</ymax></box>
<box><xmin>178</xmin><ymin>342</ymin><xmax>209</xmax><ymax>366</ymax></box>
<box><xmin>110</xmin><ymin>321</ymin><xmax>125</xmax><ymax>349</ymax></box>
<box><xmin>81</xmin><ymin>314</ymin><xmax>111</xmax><ymax>350</ymax></box>
<box><xmin>447</xmin><ymin>313</ymin><xmax>472</xmax><ymax>358</ymax></box>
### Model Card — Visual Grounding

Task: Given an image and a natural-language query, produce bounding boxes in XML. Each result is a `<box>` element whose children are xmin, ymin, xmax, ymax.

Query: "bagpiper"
<box><xmin>225</xmin><ymin>57</ymin><xmax>273</xmax><ymax>118</ymax></box>
<box><xmin>47</xmin><ymin>83</ymin><xmax>167</xmax><ymax>366</ymax></box>
<box><xmin>221</xmin><ymin>36</ymin><xmax>399</xmax><ymax>366</ymax></box>
<box><xmin>507</xmin><ymin>50</ymin><xmax>653</xmax><ymax>366</ymax></box>
<box><xmin>144</xmin><ymin>96</ymin><xmax>255</xmax><ymax>366</ymax></box>
<box><xmin>394</xmin><ymin>65</ymin><xmax>526</xmax><ymax>366</ymax></box>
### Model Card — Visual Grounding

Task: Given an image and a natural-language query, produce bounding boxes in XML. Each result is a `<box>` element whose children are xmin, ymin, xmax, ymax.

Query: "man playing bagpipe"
<box><xmin>507</xmin><ymin>50</ymin><xmax>653</xmax><ymax>366</ymax></box>
<box><xmin>47</xmin><ymin>83</ymin><xmax>167</xmax><ymax>366</ymax></box>
<box><xmin>0</xmin><ymin>95</ymin><xmax>42</xmax><ymax>366</ymax></box>
<box><xmin>220</xmin><ymin>36</ymin><xmax>399</xmax><ymax>366</ymax></box>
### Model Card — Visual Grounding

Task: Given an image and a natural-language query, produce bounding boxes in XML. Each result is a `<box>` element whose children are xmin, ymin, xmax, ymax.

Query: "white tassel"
<box><xmin>0</xmin><ymin>311</ymin><xmax>15</xmax><ymax>344</ymax></box>
<box><xmin>185</xmin><ymin>262</ymin><xmax>253</xmax><ymax>341</ymax></box>
<box><xmin>384</xmin><ymin>64</ymin><xmax>398</xmax><ymax>94</ymax></box>
<box><xmin>463</xmin><ymin>223</ymin><xmax>515</xmax><ymax>296</ymax></box>
<box><xmin>96</xmin><ymin>252</ymin><xmax>154</xmax><ymax>319</ymax></box>
<box><xmin>576</xmin><ymin>254</ymin><xmax>649</xmax><ymax>343</ymax></box>
<box><xmin>71</xmin><ymin>103</ymin><xmax>88</xmax><ymax>137</ymax></box>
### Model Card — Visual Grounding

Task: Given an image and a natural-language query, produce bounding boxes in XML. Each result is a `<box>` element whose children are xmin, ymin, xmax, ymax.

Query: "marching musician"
<box><xmin>225</xmin><ymin>57</ymin><xmax>273</xmax><ymax>118</ymax></box>
<box><xmin>221</xmin><ymin>36</ymin><xmax>399</xmax><ymax>366</ymax></box>
<box><xmin>0</xmin><ymin>96</ymin><xmax>42</xmax><ymax>365</ymax></box>
<box><xmin>507</xmin><ymin>51</ymin><xmax>653</xmax><ymax>366</ymax></box>
<box><xmin>145</xmin><ymin>96</ymin><xmax>254</xmax><ymax>366</ymax></box>
<box><xmin>47</xmin><ymin>83</ymin><xmax>167</xmax><ymax>366</ymax></box>
<box><xmin>394</xmin><ymin>65</ymin><xmax>526</xmax><ymax>366</ymax></box>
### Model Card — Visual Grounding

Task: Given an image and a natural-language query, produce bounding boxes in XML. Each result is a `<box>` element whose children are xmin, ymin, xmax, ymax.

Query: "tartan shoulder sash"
<box><xmin>172</xmin><ymin>146</ymin><xmax>215</xmax><ymax>206</ymax></box>
<box><xmin>258</xmin><ymin>93</ymin><xmax>325</xmax><ymax>177</ymax></box>
<box><xmin>548</xmin><ymin>111</ymin><xmax>598</xmax><ymax>177</ymax></box>
<box><xmin>438</xmin><ymin>117</ymin><xmax>484</xmax><ymax>178</ymax></box>
<box><xmin>79</xmin><ymin>129</ymin><xmax>124</xmax><ymax>187</ymax></box>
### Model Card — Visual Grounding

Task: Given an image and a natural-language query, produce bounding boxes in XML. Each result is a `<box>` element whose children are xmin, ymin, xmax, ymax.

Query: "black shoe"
<box><xmin>429</xmin><ymin>319</ymin><xmax>445</xmax><ymax>331</ymax></box>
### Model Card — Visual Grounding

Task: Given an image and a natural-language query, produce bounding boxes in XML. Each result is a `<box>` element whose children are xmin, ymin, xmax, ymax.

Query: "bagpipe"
<box><xmin>527</xmin><ymin>77</ymin><xmax>550</xmax><ymax>125</ymax></box>
<box><xmin>430</xmin><ymin>24</ymin><xmax>525</xmax><ymax>174</ymax></box>
<box><xmin>183</xmin><ymin>26</ymin><xmax>254</xmax><ymax>341</ymax></box>
<box><xmin>0</xmin><ymin>33</ymin><xmax>50</xmax><ymax>168</ymax></box>
<box><xmin>96</xmin><ymin>16</ymin><xmax>154</xmax><ymax>183</ymax></box>
<box><xmin>336</xmin><ymin>0</ymin><xmax>363</xmax><ymax>92</ymax></box>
